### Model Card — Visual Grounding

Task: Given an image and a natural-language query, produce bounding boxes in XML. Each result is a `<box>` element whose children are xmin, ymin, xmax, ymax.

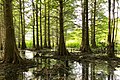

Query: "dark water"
<box><xmin>0</xmin><ymin>50</ymin><xmax>120</xmax><ymax>80</ymax></box>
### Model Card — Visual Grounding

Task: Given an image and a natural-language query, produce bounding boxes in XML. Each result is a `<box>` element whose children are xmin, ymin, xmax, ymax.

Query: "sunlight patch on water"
<box><xmin>114</xmin><ymin>70</ymin><xmax>120</xmax><ymax>79</ymax></box>
<box><xmin>25</xmin><ymin>50</ymin><xmax>34</xmax><ymax>59</ymax></box>
<box><xmin>23</xmin><ymin>71</ymin><xmax>33</xmax><ymax>80</ymax></box>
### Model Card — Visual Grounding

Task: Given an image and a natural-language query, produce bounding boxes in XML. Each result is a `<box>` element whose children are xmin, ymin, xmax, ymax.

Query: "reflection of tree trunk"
<box><xmin>32</xmin><ymin>0</ymin><xmax>35</xmax><ymax>48</ymax></box>
<box><xmin>40</xmin><ymin>0</ymin><xmax>43</xmax><ymax>49</ymax></box>
<box><xmin>82</xmin><ymin>62</ymin><xmax>89</xmax><ymax>80</ymax></box>
<box><xmin>5</xmin><ymin>69</ymin><xmax>18</xmax><ymax>80</ymax></box>
<box><xmin>47</xmin><ymin>0</ymin><xmax>51</xmax><ymax>48</ymax></box>
<box><xmin>91</xmin><ymin>63</ymin><xmax>95</xmax><ymax>80</ymax></box>
<box><xmin>44</xmin><ymin>0</ymin><xmax>47</xmax><ymax>48</ymax></box>
<box><xmin>36</xmin><ymin>0</ymin><xmax>39</xmax><ymax>50</ymax></box>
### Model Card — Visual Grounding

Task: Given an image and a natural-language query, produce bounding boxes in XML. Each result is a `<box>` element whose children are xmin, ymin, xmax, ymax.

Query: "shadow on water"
<box><xmin>0</xmin><ymin>50</ymin><xmax>120</xmax><ymax>80</ymax></box>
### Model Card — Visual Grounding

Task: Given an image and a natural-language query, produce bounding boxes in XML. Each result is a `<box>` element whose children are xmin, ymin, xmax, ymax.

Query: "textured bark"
<box><xmin>107</xmin><ymin>0</ymin><xmax>115</xmax><ymax>57</ymax></box>
<box><xmin>80</xmin><ymin>0</ymin><xmax>91</xmax><ymax>52</ymax></box>
<box><xmin>58</xmin><ymin>0</ymin><xmax>68</xmax><ymax>55</ymax></box>
<box><xmin>3</xmin><ymin>0</ymin><xmax>23</xmax><ymax>63</ymax></box>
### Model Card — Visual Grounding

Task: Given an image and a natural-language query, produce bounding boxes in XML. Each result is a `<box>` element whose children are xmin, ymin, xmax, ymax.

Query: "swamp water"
<box><xmin>0</xmin><ymin>50</ymin><xmax>120</xmax><ymax>80</ymax></box>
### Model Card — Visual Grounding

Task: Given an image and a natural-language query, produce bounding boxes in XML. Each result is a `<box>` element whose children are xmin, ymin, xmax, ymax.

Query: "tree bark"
<box><xmin>47</xmin><ymin>0</ymin><xmax>51</xmax><ymax>48</ymax></box>
<box><xmin>3</xmin><ymin>0</ymin><xmax>23</xmax><ymax>63</ymax></box>
<box><xmin>36</xmin><ymin>0</ymin><xmax>40</xmax><ymax>50</ymax></box>
<box><xmin>32</xmin><ymin>0</ymin><xmax>35</xmax><ymax>48</ymax></box>
<box><xmin>21</xmin><ymin>0</ymin><xmax>26</xmax><ymax>49</ymax></box>
<box><xmin>58</xmin><ymin>0</ymin><xmax>68</xmax><ymax>55</ymax></box>
<box><xmin>44</xmin><ymin>0</ymin><xmax>47</xmax><ymax>48</ymax></box>
<box><xmin>91</xmin><ymin>0</ymin><xmax>96</xmax><ymax>48</ymax></box>
<box><xmin>40</xmin><ymin>0</ymin><xmax>43</xmax><ymax>49</ymax></box>
<box><xmin>80</xmin><ymin>0</ymin><xmax>91</xmax><ymax>53</ymax></box>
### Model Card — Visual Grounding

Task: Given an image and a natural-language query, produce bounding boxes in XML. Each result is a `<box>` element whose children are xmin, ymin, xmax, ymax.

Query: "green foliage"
<box><xmin>26</xmin><ymin>40</ymin><xmax>33</xmax><ymax>48</ymax></box>
<box><xmin>66</xmin><ymin>40</ymin><xmax>80</xmax><ymax>48</ymax></box>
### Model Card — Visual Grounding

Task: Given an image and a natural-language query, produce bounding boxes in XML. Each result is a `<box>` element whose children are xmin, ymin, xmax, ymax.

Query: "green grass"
<box><xmin>66</xmin><ymin>40</ymin><xmax>80</xmax><ymax>48</ymax></box>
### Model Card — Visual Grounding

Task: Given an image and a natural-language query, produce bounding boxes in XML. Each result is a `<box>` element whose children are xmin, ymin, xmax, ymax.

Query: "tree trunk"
<box><xmin>32</xmin><ymin>0</ymin><xmax>35</xmax><ymax>48</ymax></box>
<box><xmin>58</xmin><ymin>0</ymin><xmax>68</xmax><ymax>55</ymax></box>
<box><xmin>21</xmin><ymin>0</ymin><xmax>26</xmax><ymax>49</ymax></box>
<box><xmin>36</xmin><ymin>0</ymin><xmax>40</xmax><ymax>50</ymax></box>
<box><xmin>80</xmin><ymin>0</ymin><xmax>85</xmax><ymax>51</ymax></box>
<box><xmin>18</xmin><ymin>7</ymin><xmax>21</xmax><ymax>48</ymax></box>
<box><xmin>91</xmin><ymin>0</ymin><xmax>96</xmax><ymax>48</ymax></box>
<box><xmin>80</xmin><ymin>0</ymin><xmax>91</xmax><ymax>53</ymax></box>
<box><xmin>56</xmin><ymin>12</ymin><xmax>59</xmax><ymax>47</ymax></box>
<box><xmin>3</xmin><ymin>0</ymin><xmax>23</xmax><ymax>63</ymax></box>
<box><xmin>44</xmin><ymin>0</ymin><xmax>47</xmax><ymax>48</ymax></box>
<box><xmin>47</xmin><ymin>0</ymin><xmax>51</xmax><ymax>48</ymax></box>
<box><xmin>107</xmin><ymin>0</ymin><xmax>115</xmax><ymax>57</ymax></box>
<box><xmin>40</xmin><ymin>0</ymin><xmax>43</xmax><ymax>49</ymax></box>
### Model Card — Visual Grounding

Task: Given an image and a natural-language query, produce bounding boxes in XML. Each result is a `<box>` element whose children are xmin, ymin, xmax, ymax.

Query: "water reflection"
<box><xmin>1</xmin><ymin>50</ymin><xmax>120</xmax><ymax>80</ymax></box>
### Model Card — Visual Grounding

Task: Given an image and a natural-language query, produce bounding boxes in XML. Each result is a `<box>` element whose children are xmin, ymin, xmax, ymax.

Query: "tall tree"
<box><xmin>36</xmin><ymin>0</ymin><xmax>40</xmax><ymax>49</ymax></box>
<box><xmin>3</xmin><ymin>0</ymin><xmax>23</xmax><ymax>63</ymax></box>
<box><xmin>47</xmin><ymin>0</ymin><xmax>51</xmax><ymax>48</ymax></box>
<box><xmin>44</xmin><ymin>0</ymin><xmax>47</xmax><ymax>48</ymax></box>
<box><xmin>80</xmin><ymin>0</ymin><xmax>91</xmax><ymax>52</ymax></box>
<box><xmin>18</xmin><ymin>4</ymin><xmax>21</xmax><ymax>48</ymax></box>
<box><xmin>40</xmin><ymin>0</ymin><xmax>43</xmax><ymax>49</ymax></box>
<box><xmin>107</xmin><ymin>0</ymin><xmax>115</xmax><ymax>57</ymax></box>
<box><xmin>80</xmin><ymin>0</ymin><xmax>85</xmax><ymax>51</ymax></box>
<box><xmin>32</xmin><ymin>0</ymin><xmax>35</xmax><ymax>48</ymax></box>
<box><xmin>21</xmin><ymin>0</ymin><xmax>26</xmax><ymax>49</ymax></box>
<box><xmin>91</xmin><ymin>0</ymin><xmax>96</xmax><ymax>48</ymax></box>
<box><xmin>58</xmin><ymin>0</ymin><xmax>68</xmax><ymax>55</ymax></box>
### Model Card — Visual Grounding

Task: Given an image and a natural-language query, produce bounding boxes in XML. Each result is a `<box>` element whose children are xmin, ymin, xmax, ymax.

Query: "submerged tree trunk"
<box><xmin>58</xmin><ymin>0</ymin><xmax>68</xmax><ymax>55</ymax></box>
<box><xmin>3</xmin><ymin>0</ymin><xmax>23</xmax><ymax>63</ymax></box>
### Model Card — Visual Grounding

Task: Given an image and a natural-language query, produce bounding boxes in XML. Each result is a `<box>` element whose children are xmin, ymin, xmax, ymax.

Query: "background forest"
<box><xmin>0</xmin><ymin>0</ymin><xmax>120</xmax><ymax>80</ymax></box>
<box><xmin>0</xmin><ymin>0</ymin><xmax>120</xmax><ymax>50</ymax></box>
